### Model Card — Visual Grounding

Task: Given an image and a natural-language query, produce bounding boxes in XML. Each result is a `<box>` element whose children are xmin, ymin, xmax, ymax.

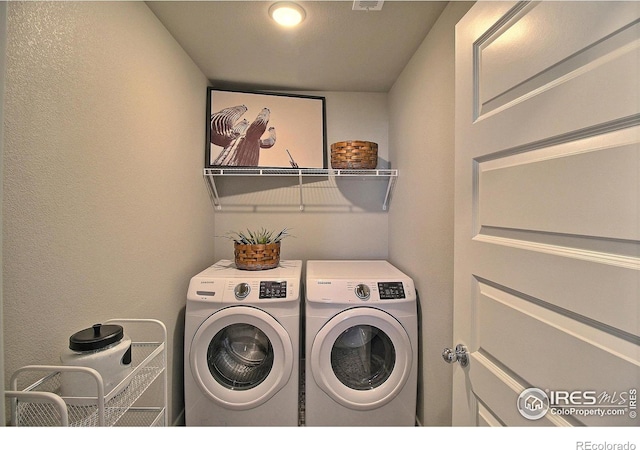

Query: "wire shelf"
<box><xmin>203</xmin><ymin>167</ymin><xmax>398</xmax><ymax>211</ymax></box>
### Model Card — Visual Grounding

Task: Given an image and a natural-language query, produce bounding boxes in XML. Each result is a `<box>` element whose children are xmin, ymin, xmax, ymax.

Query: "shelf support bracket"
<box><xmin>383</xmin><ymin>174</ymin><xmax>396</xmax><ymax>211</ymax></box>
<box><xmin>298</xmin><ymin>172</ymin><xmax>304</xmax><ymax>211</ymax></box>
<box><xmin>204</xmin><ymin>173</ymin><xmax>222</xmax><ymax>210</ymax></box>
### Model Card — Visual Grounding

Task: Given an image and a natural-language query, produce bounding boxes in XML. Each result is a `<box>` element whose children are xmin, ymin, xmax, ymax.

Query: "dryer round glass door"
<box><xmin>310</xmin><ymin>307</ymin><xmax>412</xmax><ymax>411</ymax></box>
<box><xmin>190</xmin><ymin>306</ymin><xmax>294</xmax><ymax>410</ymax></box>
<box><xmin>207</xmin><ymin>323</ymin><xmax>274</xmax><ymax>390</ymax></box>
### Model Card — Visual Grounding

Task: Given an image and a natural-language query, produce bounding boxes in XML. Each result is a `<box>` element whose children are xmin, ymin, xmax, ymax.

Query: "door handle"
<box><xmin>442</xmin><ymin>344</ymin><xmax>469</xmax><ymax>367</ymax></box>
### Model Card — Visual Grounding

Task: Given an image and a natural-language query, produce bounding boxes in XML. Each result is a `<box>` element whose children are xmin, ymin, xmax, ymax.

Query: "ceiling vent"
<box><xmin>352</xmin><ymin>1</ymin><xmax>384</xmax><ymax>11</ymax></box>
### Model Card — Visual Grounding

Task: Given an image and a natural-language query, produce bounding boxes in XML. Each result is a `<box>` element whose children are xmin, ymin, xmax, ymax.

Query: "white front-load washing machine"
<box><xmin>185</xmin><ymin>259</ymin><xmax>302</xmax><ymax>426</ymax></box>
<box><xmin>305</xmin><ymin>260</ymin><xmax>418</xmax><ymax>426</ymax></box>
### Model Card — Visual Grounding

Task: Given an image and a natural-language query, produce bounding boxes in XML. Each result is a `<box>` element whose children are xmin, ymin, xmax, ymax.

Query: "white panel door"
<box><xmin>453</xmin><ymin>1</ymin><xmax>640</xmax><ymax>426</ymax></box>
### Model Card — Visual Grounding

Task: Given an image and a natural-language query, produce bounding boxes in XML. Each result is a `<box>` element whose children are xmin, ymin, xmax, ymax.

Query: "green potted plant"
<box><xmin>223</xmin><ymin>227</ymin><xmax>292</xmax><ymax>270</ymax></box>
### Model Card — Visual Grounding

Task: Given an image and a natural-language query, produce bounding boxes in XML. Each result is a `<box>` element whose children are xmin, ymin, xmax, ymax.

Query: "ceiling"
<box><xmin>145</xmin><ymin>1</ymin><xmax>448</xmax><ymax>92</ymax></box>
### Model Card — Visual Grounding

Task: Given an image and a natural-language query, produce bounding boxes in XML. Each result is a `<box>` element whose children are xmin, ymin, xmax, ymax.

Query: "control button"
<box><xmin>354</xmin><ymin>284</ymin><xmax>370</xmax><ymax>300</ymax></box>
<box><xmin>234</xmin><ymin>282</ymin><xmax>251</xmax><ymax>300</ymax></box>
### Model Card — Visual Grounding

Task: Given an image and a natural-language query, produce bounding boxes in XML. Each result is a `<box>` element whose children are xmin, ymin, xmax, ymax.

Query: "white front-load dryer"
<box><xmin>185</xmin><ymin>259</ymin><xmax>302</xmax><ymax>426</ymax></box>
<box><xmin>305</xmin><ymin>260</ymin><xmax>418</xmax><ymax>426</ymax></box>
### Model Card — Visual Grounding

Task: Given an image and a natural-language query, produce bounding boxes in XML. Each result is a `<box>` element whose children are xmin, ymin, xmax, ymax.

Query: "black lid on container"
<box><xmin>69</xmin><ymin>323</ymin><xmax>124</xmax><ymax>351</ymax></box>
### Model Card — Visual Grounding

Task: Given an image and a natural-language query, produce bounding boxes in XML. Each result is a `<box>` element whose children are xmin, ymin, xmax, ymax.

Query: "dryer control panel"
<box><xmin>187</xmin><ymin>260</ymin><xmax>302</xmax><ymax>303</ymax></box>
<box><xmin>187</xmin><ymin>278</ymin><xmax>298</xmax><ymax>303</ymax></box>
<box><xmin>233</xmin><ymin>281</ymin><xmax>288</xmax><ymax>300</ymax></box>
<box><xmin>225</xmin><ymin>279</ymin><xmax>298</xmax><ymax>303</ymax></box>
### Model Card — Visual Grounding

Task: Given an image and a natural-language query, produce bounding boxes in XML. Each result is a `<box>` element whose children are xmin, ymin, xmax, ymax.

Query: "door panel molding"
<box><xmin>476</xmin><ymin>2</ymin><xmax>640</xmax><ymax>120</ymax></box>
<box><xmin>454</xmin><ymin>1</ymin><xmax>640</xmax><ymax>427</ymax></box>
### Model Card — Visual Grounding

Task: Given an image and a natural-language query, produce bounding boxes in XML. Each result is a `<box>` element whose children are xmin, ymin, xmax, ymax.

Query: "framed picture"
<box><xmin>206</xmin><ymin>88</ymin><xmax>327</xmax><ymax>169</ymax></box>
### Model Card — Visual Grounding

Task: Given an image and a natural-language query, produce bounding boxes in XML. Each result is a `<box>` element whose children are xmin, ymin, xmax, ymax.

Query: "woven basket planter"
<box><xmin>234</xmin><ymin>242</ymin><xmax>281</xmax><ymax>270</ymax></box>
<box><xmin>331</xmin><ymin>140</ymin><xmax>378</xmax><ymax>169</ymax></box>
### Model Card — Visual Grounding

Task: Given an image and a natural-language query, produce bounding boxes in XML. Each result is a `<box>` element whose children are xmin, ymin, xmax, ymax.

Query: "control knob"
<box><xmin>354</xmin><ymin>284</ymin><xmax>370</xmax><ymax>300</ymax></box>
<box><xmin>234</xmin><ymin>282</ymin><xmax>251</xmax><ymax>300</ymax></box>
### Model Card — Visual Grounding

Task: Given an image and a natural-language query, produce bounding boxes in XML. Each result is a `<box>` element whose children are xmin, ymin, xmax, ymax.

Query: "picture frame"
<box><xmin>206</xmin><ymin>87</ymin><xmax>327</xmax><ymax>169</ymax></box>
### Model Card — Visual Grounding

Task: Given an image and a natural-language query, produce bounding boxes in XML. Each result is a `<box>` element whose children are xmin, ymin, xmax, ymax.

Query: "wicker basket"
<box><xmin>234</xmin><ymin>242</ymin><xmax>281</xmax><ymax>270</ymax></box>
<box><xmin>331</xmin><ymin>141</ymin><xmax>378</xmax><ymax>169</ymax></box>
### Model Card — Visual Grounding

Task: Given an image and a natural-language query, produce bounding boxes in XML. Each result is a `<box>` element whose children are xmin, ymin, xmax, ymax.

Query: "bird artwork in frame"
<box><xmin>206</xmin><ymin>88</ymin><xmax>327</xmax><ymax>169</ymax></box>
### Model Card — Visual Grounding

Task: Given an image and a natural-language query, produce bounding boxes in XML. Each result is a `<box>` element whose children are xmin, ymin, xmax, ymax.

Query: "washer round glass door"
<box><xmin>190</xmin><ymin>306</ymin><xmax>294</xmax><ymax>410</ymax></box>
<box><xmin>310</xmin><ymin>307</ymin><xmax>412</xmax><ymax>411</ymax></box>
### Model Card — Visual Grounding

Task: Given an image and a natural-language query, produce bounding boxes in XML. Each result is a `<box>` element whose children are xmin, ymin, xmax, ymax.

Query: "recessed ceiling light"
<box><xmin>269</xmin><ymin>2</ymin><xmax>306</xmax><ymax>28</ymax></box>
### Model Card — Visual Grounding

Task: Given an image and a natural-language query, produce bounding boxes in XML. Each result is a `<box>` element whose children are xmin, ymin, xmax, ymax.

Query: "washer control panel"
<box><xmin>259</xmin><ymin>281</ymin><xmax>288</xmax><ymax>299</ymax></box>
<box><xmin>342</xmin><ymin>281</ymin><xmax>410</xmax><ymax>302</ymax></box>
<box><xmin>377</xmin><ymin>282</ymin><xmax>406</xmax><ymax>299</ymax></box>
<box><xmin>305</xmin><ymin>261</ymin><xmax>416</xmax><ymax>304</ymax></box>
<box><xmin>307</xmin><ymin>278</ymin><xmax>416</xmax><ymax>304</ymax></box>
<box><xmin>336</xmin><ymin>280</ymin><xmax>413</xmax><ymax>303</ymax></box>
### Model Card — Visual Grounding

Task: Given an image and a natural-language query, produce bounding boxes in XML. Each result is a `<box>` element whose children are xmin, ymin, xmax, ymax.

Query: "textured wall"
<box><xmin>0</xmin><ymin>1</ymin><xmax>6</xmax><ymax>428</ymax></box>
<box><xmin>3</xmin><ymin>1</ymin><xmax>211</xmax><ymax>424</ymax></box>
<box><xmin>388</xmin><ymin>2</ymin><xmax>474</xmax><ymax>426</ymax></box>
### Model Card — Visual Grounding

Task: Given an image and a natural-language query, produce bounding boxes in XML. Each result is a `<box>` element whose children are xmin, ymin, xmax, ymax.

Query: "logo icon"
<box><xmin>517</xmin><ymin>387</ymin><xmax>549</xmax><ymax>420</ymax></box>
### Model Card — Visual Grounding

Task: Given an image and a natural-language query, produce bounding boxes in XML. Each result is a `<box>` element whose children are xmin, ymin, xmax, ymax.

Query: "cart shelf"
<box><xmin>6</xmin><ymin>319</ymin><xmax>167</xmax><ymax>427</ymax></box>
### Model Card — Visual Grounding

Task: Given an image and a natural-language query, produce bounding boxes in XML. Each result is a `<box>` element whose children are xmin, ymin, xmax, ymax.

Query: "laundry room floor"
<box><xmin>299</xmin><ymin>360</ymin><xmax>305</xmax><ymax>426</ymax></box>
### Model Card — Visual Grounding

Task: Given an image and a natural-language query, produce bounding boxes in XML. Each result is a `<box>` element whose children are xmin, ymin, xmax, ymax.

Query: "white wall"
<box><xmin>389</xmin><ymin>1</ymin><xmax>474</xmax><ymax>426</ymax></box>
<box><xmin>3</xmin><ymin>2</ymin><xmax>212</xmax><ymax>424</ymax></box>
<box><xmin>212</xmin><ymin>91</ymin><xmax>391</xmax><ymax>264</ymax></box>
